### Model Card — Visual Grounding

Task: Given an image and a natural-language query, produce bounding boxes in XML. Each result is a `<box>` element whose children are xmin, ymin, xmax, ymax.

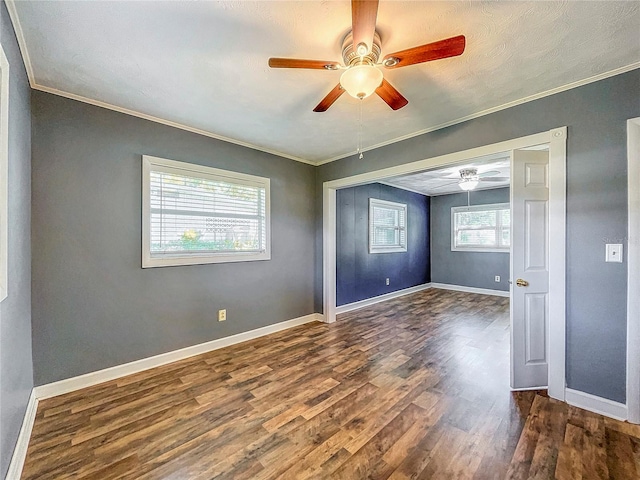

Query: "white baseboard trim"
<box><xmin>565</xmin><ymin>388</ymin><xmax>628</xmax><ymax>421</ymax></box>
<box><xmin>34</xmin><ymin>313</ymin><xmax>322</xmax><ymax>400</ymax></box>
<box><xmin>430</xmin><ymin>283</ymin><xmax>510</xmax><ymax>298</ymax></box>
<box><xmin>6</xmin><ymin>390</ymin><xmax>38</xmax><ymax>480</ymax></box>
<box><xmin>335</xmin><ymin>283</ymin><xmax>432</xmax><ymax>315</ymax></box>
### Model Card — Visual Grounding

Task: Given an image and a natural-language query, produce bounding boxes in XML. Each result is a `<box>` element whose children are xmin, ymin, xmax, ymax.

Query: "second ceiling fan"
<box><xmin>268</xmin><ymin>0</ymin><xmax>466</xmax><ymax>112</ymax></box>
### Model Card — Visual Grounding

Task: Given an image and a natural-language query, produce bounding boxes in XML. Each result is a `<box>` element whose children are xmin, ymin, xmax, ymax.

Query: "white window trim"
<box><xmin>0</xmin><ymin>45</ymin><xmax>9</xmax><ymax>302</ymax></box>
<box><xmin>369</xmin><ymin>198</ymin><xmax>408</xmax><ymax>254</ymax></box>
<box><xmin>142</xmin><ymin>155</ymin><xmax>271</xmax><ymax>268</ymax></box>
<box><xmin>451</xmin><ymin>202</ymin><xmax>510</xmax><ymax>253</ymax></box>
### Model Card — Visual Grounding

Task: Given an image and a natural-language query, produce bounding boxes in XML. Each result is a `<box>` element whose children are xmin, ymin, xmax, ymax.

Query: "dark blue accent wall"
<box><xmin>336</xmin><ymin>183</ymin><xmax>430</xmax><ymax>306</ymax></box>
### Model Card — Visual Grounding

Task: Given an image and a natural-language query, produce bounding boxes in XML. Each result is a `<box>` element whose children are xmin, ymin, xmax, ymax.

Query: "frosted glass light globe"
<box><xmin>340</xmin><ymin>65</ymin><xmax>383</xmax><ymax>99</ymax></box>
<box><xmin>459</xmin><ymin>179</ymin><xmax>479</xmax><ymax>191</ymax></box>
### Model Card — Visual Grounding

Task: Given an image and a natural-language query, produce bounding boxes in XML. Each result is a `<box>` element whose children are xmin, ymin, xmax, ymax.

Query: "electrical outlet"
<box><xmin>494</xmin><ymin>275</ymin><xmax>501</xmax><ymax>282</ymax></box>
<box><xmin>218</xmin><ymin>309</ymin><xmax>227</xmax><ymax>322</ymax></box>
<box><xmin>385</xmin><ymin>278</ymin><xmax>390</xmax><ymax>286</ymax></box>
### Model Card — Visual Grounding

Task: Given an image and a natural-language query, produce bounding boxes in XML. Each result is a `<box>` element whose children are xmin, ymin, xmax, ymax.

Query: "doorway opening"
<box><xmin>323</xmin><ymin>128</ymin><xmax>566</xmax><ymax>400</ymax></box>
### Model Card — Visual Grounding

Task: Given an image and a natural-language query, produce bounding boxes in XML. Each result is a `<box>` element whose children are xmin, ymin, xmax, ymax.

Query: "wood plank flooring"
<box><xmin>21</xmin><ymin>289</ymin><xmax>640</xmax><ymax>479</ymax></box>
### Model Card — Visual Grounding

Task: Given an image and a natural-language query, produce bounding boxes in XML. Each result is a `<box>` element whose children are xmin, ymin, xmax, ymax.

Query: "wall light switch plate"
<box><xmin>605</xmin><ymin>244</ymin><xmax>623</xmax><ymax>263</ymax></box>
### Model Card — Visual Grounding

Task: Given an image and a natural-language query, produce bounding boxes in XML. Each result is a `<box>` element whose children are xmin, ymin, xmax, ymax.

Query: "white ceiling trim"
<box><xmin>5</xmin><ymin>0</ymin><xmax>34</xmax><ymax>86</ymax></box>
<box><xmin>6</xmin><ymin>1</ymin><xmax>639</xmax><ymax>167</ymax></box>
<box><xmin>316</xmin><ymin>62</ymin><xmax>640</xmax><ymax>166</ymax></box>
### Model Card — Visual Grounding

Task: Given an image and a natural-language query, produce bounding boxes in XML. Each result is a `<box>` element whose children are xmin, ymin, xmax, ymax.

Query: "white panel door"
<box><xmin>511</xmin><ymin>149</ymin><xmax>550</xmax><ymax>389</ymax></box>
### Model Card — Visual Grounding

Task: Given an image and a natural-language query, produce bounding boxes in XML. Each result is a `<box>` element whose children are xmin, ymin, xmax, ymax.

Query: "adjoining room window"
<box><xmin>369</xmin><ymin>198</ymin><xmax>407</xmax><ymax>254</ymax></box>
<box><xmin>142</xmin><ymin>155</ymin><xmax>270</xmax><ymax>268</ymax></box>
<box><xmin>451</xmin><ymin>202</ymin><xmax>510</xmax><ymax>253</ymax></box>
<box><xmin>0</xmin><ymin>46</ymin><xmax>9</xmax><ymax>302</ymax></box>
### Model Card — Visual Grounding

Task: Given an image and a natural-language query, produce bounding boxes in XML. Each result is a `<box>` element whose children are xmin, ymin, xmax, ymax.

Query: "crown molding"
<box><xmin>5</xmin><ymin>0</ymin><xmax>35</xmax><ymax>87</ymax></box>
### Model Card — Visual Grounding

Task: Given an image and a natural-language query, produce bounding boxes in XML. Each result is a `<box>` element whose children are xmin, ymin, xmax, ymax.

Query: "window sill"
<box><xmin>369</xmin><ymin>247</ymin><xmax>408</xmax><ymax>254</ymax></box>
<box><xmin>451</xmin><ymin>248</ymin><xmax>509</xmax><ymax>254</ymax></box>
<box><xmin>142</xmin><ymin>251</ymin><xmax>271</xmax><ymax>268</ymax></box>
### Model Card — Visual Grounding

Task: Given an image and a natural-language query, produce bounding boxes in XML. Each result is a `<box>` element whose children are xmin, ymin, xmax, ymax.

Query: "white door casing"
<box><xmin>510</xmin><ymin>149</ymin><xmax>550</xmax><ymax>389</ymax></box>
<box><xmin>627</xmin><ymin>118</ymin><xmax>640</xmax><ymax>424</ymax></box>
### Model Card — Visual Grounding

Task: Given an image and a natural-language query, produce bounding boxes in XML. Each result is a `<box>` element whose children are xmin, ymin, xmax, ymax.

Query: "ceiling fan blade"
<box><xmin>382</xmin><ymin>35</ymin><xmax>466</xmax><ymax>69</ymax></box>
<box><xmin>480</xmin><ymin>177</ymin><xmax>510</xmax><ymax>182</ymax></box>
<box><xmin>375</xmin><ymin>79</ymin><xmax>408</xmax><ymax>110</ymax></box>
<box><xmin>430</xmin><ymin>181</ymin><xmax>460</xmax><ymax>190</ymax></box>
<box><xmin>268</xmin><ymin>58</ymin><xmax>341</xmax><ymax>70</ymax></box>
<box><xmin>313</xmin><ymin>84</ymin><xmax>345</xmax><ymax>112</ymax></box>
<box><xmin>352</xmin><ymin>0</ymin><xmax>379</xmax><ymax>56</ymax></box>
<box><xmin>477</xmin><ymin>170</ymin><xmax>500</xmax><ymax>178</ymax></box>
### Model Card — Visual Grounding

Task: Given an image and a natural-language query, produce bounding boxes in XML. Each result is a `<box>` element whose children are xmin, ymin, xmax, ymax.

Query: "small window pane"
<box><xmin>369</xmin><ymin>199</ymin><xmax>407</xmax><ymax>254</ymax></box>
<box><xmin>456</xmin><ymin>210</ymin><xmax>496</xmax><ymax>228</ymax></box>
<box><xmin>451</xmin><ymin>203</ymin><xmax>509</xmax><ymax>252</ymax></box>
<box><xmin>500</xmin><ymin>228</ymin><xmax>510</xmax><ymax>247</ymax></box>
<box><xmin>457</xmin><ymin>229</ymin><xmax>497</xmax><ymax>246</ymax></box>
<box><xmin>501</xmin><ymin>209</ymin><xmax>510</xmax><ymax>227</ymax></box>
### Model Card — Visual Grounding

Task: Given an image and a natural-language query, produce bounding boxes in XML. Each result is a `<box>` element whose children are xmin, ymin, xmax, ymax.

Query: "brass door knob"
<box><xmin>516</xmin><ymin>278</ymin><xmax>529</xmax><ymax>287</ymax></box>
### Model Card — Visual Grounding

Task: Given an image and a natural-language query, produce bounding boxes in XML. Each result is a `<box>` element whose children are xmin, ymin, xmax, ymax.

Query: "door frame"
<box><xmin>627</xmin><ymin>118</ymin><xmax>640</xmax><ymax>424</ymax></box>
<box><xmin>322</xmin><ymin>127</ymin><xmax>567</xmax><ymax>401</ymax></box>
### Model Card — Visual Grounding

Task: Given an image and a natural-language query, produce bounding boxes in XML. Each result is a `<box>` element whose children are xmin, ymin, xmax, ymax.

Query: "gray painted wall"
<box><xmin>31</xmin><ymin>91</ymin><xmax>316</xmax><ymax>386</ymax></box>
<box><xmin>316</xmin><ymin>69</ymin><xmax>640</xmax><ymax>404</ymax></box>
<box><xmin>0</xmin><ymin>1</ymin><xmax>33</xmax><ymax>477</ymax></box>
<box><xmin>430</xmin><ymin>188</ymin><xmax>510</xmax><ymax>291</ymax></box>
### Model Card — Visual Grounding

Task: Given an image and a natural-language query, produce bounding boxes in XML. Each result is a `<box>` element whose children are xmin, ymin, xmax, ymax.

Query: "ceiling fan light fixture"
<box><xmin>459</xmin><ymin>179</ymin><xmax>479</xmax><ymax>191</ymax></box>
<box><xmin>340</xmin><ymin>64</ymin><xmax>383</xmax><ymax>99</ymax></box>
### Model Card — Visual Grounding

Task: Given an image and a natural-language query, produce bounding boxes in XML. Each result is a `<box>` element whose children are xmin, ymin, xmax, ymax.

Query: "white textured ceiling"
<box><xmin>8</xmin><ymin>1</ymin><xmax>640</xmax><ymax>164</ymax></box>
<box><xmin>383</xmin><ymin>153</ymin><xmax>511</xmax><ymax>196</ymax></box>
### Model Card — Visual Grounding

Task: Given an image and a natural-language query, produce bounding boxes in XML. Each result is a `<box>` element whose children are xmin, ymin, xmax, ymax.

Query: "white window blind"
<box><xmin>369</xmin><ymin>198</ymin><xmax>407</xmax><ymax>254</ymax></box>
<box><xmin>451</xmin><ymin>203</ymin><xmax>510</xmax><ymax>253</ymax></box>
<box><xmin>142</xmin><ymin>156</ymin><xmax>270</xmax><ymax>267</ymax></box>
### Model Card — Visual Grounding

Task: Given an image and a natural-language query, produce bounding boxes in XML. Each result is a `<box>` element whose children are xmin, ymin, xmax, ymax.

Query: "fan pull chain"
<box><xmin>357</xmin><ymin>99</ymin><xmax>364</xmax><ymax>159</ymax></box>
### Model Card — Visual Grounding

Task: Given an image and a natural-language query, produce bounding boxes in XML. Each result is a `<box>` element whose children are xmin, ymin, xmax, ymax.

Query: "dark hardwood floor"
<box><xmin>21</xmin><ymin>289</ymin><xmax>640</xmax><ymax>479</ymax></box>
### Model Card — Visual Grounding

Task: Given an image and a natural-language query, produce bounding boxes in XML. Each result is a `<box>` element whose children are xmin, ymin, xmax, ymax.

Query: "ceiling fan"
<box><xmin>268</xmin><ymin>0</ymin><xmax>466</xmax><ymax>112</ymax></box>
<box><xmin>434</xmin><ymin>168</ymin><xmax>509</xmax><ymax>192</ymax></box>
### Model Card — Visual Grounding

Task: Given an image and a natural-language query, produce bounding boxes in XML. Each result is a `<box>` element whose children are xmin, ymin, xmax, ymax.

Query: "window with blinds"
<box><xmin>142</xmin><ymin>156</ymin><xmax>270</xmax><ymax>268</ymax></box>
<box><xmin>369</xmin><ymin>198</ymin><xmax>407</xmax><ymax>254</ymax></box>
<box><xmin>451</xmin><ymin>203</ymin><xmax>510</xmax><ymax>253</ymax></box>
